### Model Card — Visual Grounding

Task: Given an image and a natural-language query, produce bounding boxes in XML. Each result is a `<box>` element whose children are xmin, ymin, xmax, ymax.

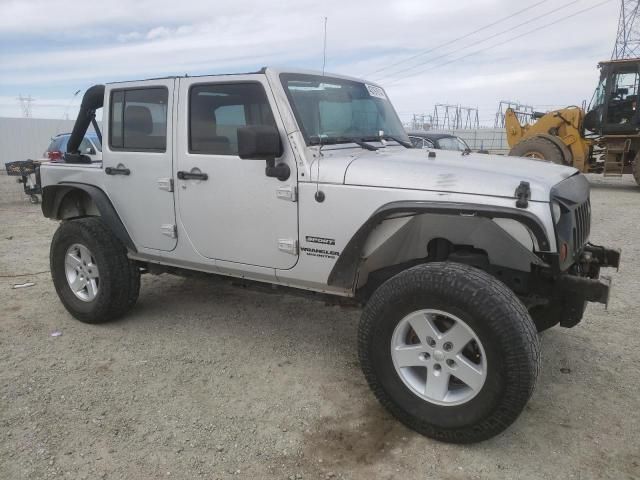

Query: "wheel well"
<box><xmin>57</xmin><ymin>188</ymin><xmax>99</xmax><ymax>219</ymax></box>
<box><xmin>42</xmin><ymin>184</ymin><xmax>137</xmax><ymax>253</ymax></box>
<box><xmin>356</xmin><ymin>238</ymin><xmax>530</xmax><ymax>301</ymax></box>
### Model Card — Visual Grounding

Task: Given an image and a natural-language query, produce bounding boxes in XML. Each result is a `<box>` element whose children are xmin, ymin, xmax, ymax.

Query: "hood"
<box><xmin>337</xmin><ymin>147</ymin><xmax>577</xmax><ymax>202</ymax></box>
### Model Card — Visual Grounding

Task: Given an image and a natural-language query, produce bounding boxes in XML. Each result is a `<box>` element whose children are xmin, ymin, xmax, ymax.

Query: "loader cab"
<box><xmin>585</xmin><ymin>58</ymin><xmax>640</xmax><ymax>135</ymax></box>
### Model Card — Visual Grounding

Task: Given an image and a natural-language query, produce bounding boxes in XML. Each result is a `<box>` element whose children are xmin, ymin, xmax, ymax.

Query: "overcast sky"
<box><xmin>0</xmin><ymin>0</ymin><xmax>619</xmax><ymax>125</ymax></box>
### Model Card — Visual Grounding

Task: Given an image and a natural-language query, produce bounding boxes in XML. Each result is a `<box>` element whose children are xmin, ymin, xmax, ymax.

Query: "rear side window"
<box><xmin>79</xmin><ymin>138</ymin><xmax>93</xmax><ymax>153</ymax></box>
<box><xmin>189</xmin><ymin>83</ymin><xmax>276</xmax><ymax>155</ymax></box>
<box><xmin>109</xmin><ymin>87</ymin><xmax>168</xmax><ymax>151</ymax></box>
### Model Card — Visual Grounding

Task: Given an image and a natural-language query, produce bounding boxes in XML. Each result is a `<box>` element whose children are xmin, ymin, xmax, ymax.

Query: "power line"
<box><xmin>373</xmin><ymin>0</ymin><xmax>583</xmax><ymax>82</ymax></box>
<box><xmin>364</xmin><ymin>0</ymin><xmax>549</xmax><ymax>78</ymax></box>
<box><xmin>383</xmin><ymin>0</ymin><xmax>613</xmax><ymax>87</ymax></box>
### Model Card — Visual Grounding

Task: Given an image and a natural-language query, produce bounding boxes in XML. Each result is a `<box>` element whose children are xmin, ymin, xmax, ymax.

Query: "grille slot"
<box><xmin>573</xmin><ymin>199</ymin><xmax>591</xmax><ymax>250</ymax></box>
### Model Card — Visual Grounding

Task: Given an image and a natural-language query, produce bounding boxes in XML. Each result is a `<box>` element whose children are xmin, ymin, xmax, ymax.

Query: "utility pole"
<box><xmin>18</xmin><ymin>94</ymin><xmax>34</xmax><ymax>118</ymax></box>
<box><xmin>612</xmin><ymin>0</ymin><xmax>640</xmax><ymax>59</ymax></box>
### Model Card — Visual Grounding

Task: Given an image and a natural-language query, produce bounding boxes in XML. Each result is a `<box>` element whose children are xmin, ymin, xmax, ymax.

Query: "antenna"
<box><xmin>315</xmin><ymin>16</ymin><xmax>328</xmax><ymax>203</ymax></box>
<box><xmin>322</xmin><ymin>16</ymin><xmax>328</xmax><ymax>74</ymax></box>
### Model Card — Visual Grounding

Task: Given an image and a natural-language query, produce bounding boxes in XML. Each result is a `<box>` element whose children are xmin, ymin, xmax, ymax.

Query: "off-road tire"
<box><xmin>509</xmin><ymin>136</ymin><xmax>565</xmax><ymax>165</ymax></box>
<box><xmin>358</xmin><ymin>262</ymin><xmax>540</xmax><ymax>443</ymax></box>
<box><xmin>633</xmin><ymin>154</ymin><xmax>640</xmax><ymax>186</ymax></box>
<box><xmin>529</xmin><ymin>298</ymin><xmax>587</xmax><ymax>332</ymax></box>
<box><xmin>50</xmin><ymin>217</ymin><xmax>140</xmax><ymax>323</ymax></box>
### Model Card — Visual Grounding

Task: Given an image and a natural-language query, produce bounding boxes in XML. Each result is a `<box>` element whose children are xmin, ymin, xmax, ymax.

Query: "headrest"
<box><xmin>125</xmin><ymin>105</ymin><xmax>153</xmax><ymax>135</ymax></box>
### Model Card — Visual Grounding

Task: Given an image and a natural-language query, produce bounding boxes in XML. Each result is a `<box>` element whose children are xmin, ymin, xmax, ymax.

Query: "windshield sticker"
<box><xmin>365</xmin><ymin>84</ymin><xmax>387</xmax><ymax>100</ymax></box>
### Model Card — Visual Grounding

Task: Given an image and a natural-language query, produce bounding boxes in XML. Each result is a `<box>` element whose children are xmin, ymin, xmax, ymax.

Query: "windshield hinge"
<box><xmin>276</xmin><ymin>185</ymin><xmax>297</xmax><ymax>202</ymax></box>
<box><xmin>514</xmin><ymin>181</ymin><xmax>531</xmax><ymax>208</ymax></box>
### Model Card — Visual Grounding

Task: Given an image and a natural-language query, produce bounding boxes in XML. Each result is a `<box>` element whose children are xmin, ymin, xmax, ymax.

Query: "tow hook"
<box><xmin>583</xmin><ymin>243</ymin><xmax>621</xmax><ymax>271</ymax></box>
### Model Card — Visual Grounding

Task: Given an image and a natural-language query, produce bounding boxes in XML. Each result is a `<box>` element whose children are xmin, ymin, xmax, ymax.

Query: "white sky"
<box><xmin>0</xmin><ymin>0</ymin><xmax>620</xmax><ymax>125</ymax></box>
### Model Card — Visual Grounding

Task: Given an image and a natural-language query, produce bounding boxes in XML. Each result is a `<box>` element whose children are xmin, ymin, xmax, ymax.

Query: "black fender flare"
<box><xmin>327</xmin><ymin>201</ymin><xmax>551</xmax><ymax>289</ymax></box>
<box><xmin>42</xmin><ymin>182</ymin><xmax>137</xmax><ymax>253</ymax></box>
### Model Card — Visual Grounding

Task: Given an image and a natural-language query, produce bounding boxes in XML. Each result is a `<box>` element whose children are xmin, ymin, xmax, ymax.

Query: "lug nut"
<box><xmin>443</xmin><ymin>342</ymin><xmax>453</xmax><ymax>351</ymax></box>
<box><xmin>433</xmin><ymin>363</ymin><xmax>441</xmax><ymax>372</ymax></box>
<box><xmin>426</xmin><ymin>336</ymin><xmax>436</xmax><ymax>347</ymax></box>
<box><xmin>446</xmin><ymin>359</ymin><xmax>456</xmax><ymax>368</ymax></box>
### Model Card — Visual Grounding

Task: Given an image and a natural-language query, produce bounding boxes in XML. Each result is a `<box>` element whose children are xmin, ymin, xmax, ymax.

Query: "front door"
<box><xmin>175</xmin><ymin>75</ymin><xmax>298</xmax><ymax>269</ymax></box>
<box><xmin>102</xmin><ymin>79</ymin><xmax>177</xmax><ymax>251</ymax></box>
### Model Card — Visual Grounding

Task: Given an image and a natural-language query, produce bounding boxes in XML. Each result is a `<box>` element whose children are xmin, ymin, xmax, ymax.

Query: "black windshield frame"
<box><xmin>279</xmin><ymin>73</ymin><xmax>409</xmax><ymax>146</ymax></box>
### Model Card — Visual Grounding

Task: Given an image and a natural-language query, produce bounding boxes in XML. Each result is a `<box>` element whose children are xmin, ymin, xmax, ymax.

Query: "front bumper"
<box><xmin>550</xmin><ymin>243</ymin><xmax>620</xmax><ymax>327</ymax></box>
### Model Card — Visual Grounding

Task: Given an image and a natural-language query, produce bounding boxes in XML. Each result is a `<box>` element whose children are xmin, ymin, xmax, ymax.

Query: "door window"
<box><xmin>189</xmin><ymin>83</ymin><xmax>277</xmax><ymax>155</ymax></box>
<box><xmin>608</xmin><ymin>70</ymin><xmax>640</xmax><ymax>126</ymax></box>
<box><xmin>109</xmin><ymin>87</ymin><xmax>168</xmax><ymax>151</ymax></box>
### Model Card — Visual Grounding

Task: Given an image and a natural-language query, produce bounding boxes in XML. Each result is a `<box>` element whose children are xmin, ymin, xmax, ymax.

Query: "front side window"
<box><xmin>590</xmin><ymin>77</ymin><xmax>607</xmax><ymax>110</ymax></box>
<box><xmin>109</xmin><ymin>87</ymin><xmax>168</xmax><ymax>151</ymax></box>
<box><xmin>437</xmin><ymin>136</ymin><xmax>469</xmax><ymax>151</ymax></box>
<box><xmin>409</xmin><ymin>136</ymin><xmax>425</xmax><ymax>148</ymax></box>
<box><xmin>280</xmin><ymin>73</ymin><xmax>409</xmax><ymax>145</ymax></box>
<box><xmin>189</xmin><ymin>83</ymin><xmax>276</xmax><ymax>155</ymax></box>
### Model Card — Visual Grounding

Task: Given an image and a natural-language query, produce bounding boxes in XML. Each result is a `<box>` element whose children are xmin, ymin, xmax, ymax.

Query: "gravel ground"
<box><xmin>1</xmin><ymin>173</ymin><xmax>639</xmax><ymax>480</ymax></box>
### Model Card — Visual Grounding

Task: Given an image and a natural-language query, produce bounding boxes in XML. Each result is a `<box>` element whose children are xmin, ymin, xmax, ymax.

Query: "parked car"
<box><xmin>37</xmin><ymin>69</ymin><xmax>619</xmax><ymax>444</ymax></box>
<box><xmin>407</xmin><ymin>131</ymin><xmax>471</xmax><ymax>152</ymax></box>
<box><xmin>44</xmin><ymin>132</ymin><xmax>102</xmax><ymax>162</ymax></box>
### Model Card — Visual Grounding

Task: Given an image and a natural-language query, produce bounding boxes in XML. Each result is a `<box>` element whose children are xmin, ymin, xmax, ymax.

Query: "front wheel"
<box><xmin>633</xmin><ymin>152</ymin><xmax>640</xmax><ymax>186</ymax></box>
<box><xmin>50</xmin><ymin>217</ymin><xmax>140</xmax><ymax>323</ymax></box>
<box><xmin>358</xmin><ymin>262</ymin><xmax>540</xmax><ymax>443</ymax></box>
<box><xmin>509</xmin><ymin>136</ymin><xmax>566</xmax><ymax>165</ymax></box>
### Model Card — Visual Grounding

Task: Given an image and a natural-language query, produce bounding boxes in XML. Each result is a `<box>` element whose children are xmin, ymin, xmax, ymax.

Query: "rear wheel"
<box><xmin>358</xmin><ymin>262</ymin><xmax>540</xmax><ymax>443</ymax></box>
<box><xmin>50</xmin><ymin>217</ymin><xmax>140</xmax><ymax>323</ymax></box>
<box><xmin>510</xmin><ymin>137</ymin><xmax>565</xmax><ymax>165</ymax></box>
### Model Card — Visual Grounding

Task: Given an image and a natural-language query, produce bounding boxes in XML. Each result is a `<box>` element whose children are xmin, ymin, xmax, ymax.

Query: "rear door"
<box><xmin>102</xmin><ymin>79</ymin><xmax>177</xmax><ymax>251</ymax></box>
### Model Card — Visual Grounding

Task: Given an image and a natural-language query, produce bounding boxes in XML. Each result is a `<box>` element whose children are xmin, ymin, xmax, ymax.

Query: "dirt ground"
<box><xmin>1</xmin><ymin>173</ymin><xmax>639</xmax><ymax>480</ymax></box>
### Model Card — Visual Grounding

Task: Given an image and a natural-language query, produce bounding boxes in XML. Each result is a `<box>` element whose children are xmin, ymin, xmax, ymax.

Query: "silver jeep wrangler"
<box><xmin>38</xmin><ymin>68</ymin><xmax>620</xmax><ymax>443</ymax></box>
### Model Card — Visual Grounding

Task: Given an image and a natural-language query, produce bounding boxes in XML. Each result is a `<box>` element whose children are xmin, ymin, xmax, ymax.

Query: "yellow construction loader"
<box><xmin>506</xmin><ymin>58</ymin><xmax>640</xmax><ymax>186</ymax></box>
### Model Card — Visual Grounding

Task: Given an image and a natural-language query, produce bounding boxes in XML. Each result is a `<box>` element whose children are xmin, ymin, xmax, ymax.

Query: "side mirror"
<box><xmin>238</xmin><ymin>125</ymin><xmax>283</xmax><ymax>160</ymax></box>
<box><xmin>85</xmin><ymin>147</ymin><xmax>96</xmax><ymax>155</ymax></box>
<box><xmin>238</xmin><ymin>125</ymin><xmax>289</xmax><ymax>181</ymax></box>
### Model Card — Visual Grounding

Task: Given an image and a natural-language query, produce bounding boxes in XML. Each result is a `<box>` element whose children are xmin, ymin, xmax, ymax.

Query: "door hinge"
<box><xmin>161</xmin><ymin>224</ymin><xmax>177</xmax><ymax>238</ymax></box>
<box><xmin>157</xmin><ymin>178</ymin><xmax>174</xmax><ymax>192</ymax></box>
<box><xmin>276</xmin><ymin>185</ymin><xmax>297</xmax><ymax>202</ymax></box>
<box><xmin>278</xmin><ymin>238</ymin><xmax>298</xmax><ymax>255</ymax></box>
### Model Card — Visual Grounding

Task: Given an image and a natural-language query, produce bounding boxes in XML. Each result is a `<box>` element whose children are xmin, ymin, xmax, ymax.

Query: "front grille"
<box><xmin>572</xmin><ymin>199</ymin><xmax>591</xmax><ymax>251</ymax></box>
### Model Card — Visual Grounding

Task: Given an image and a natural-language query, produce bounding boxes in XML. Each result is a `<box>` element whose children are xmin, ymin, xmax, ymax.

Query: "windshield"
<box><xmin>437</xmin><ymin>136</ymin><xmax>469</xmax><ymax>151</ymax></box>
<box><xmin>280</xmin><ymin>73</ymin><xmax>409</xmax><ymax>145</ymax></box>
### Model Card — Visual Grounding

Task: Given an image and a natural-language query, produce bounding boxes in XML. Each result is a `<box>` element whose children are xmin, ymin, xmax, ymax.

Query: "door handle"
<box><xmin>177</xmin><ymin>170</ymin><xmax>208</xmax><ymax>181</ymax></box>
<box><xmin>105</xmin><ymin>166</ymin><xmax>131</xmax><ymax>176</ymax></box>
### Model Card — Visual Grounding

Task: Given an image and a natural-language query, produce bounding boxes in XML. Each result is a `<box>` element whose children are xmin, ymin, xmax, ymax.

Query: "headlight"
<box><xmin>551</xmin><ymin>201</ymin><xmax>562</xmax><ymax>224</ymax></box>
